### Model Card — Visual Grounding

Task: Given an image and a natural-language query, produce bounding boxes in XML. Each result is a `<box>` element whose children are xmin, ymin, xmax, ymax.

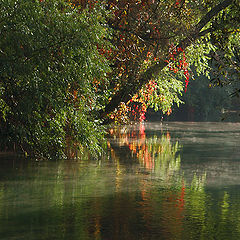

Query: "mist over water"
<box><xmin>0</xmin><ymin>122</ymin><xmax>240</xmax><ymax>240</ymax></box>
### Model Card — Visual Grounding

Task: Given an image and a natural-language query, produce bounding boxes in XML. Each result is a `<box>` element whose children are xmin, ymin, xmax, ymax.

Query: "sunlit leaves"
<box><xmin>0</xmin><ymin>0</ymin><xmax>111</xmax><ymax>158</ymax></box>
<box><xmin>103</xmin><ymin>0</ymin><xmax>202</xmax><ymax>122</ymax></box>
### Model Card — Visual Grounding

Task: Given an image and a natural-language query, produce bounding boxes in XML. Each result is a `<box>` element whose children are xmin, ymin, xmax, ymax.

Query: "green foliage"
<box><xmin>0</xmin><ymin>0</ymin><xmax>111</xmax><ymax>159</ymax></box>
<box><xmin>188</xmin><ymin>0</ymin><xmax>240</xmax><ymax>95</ymax></box>
<box><xmin>1</xmin><ymin>0</ymin><xmax>240</xmax><ymax>157</ymax></box>
<box><xmin>186</xmin><ymin>36</ymin><xmax>216</xmax><ymax>78</ymax></box>
<box><xmin>149</xmin><ymin>68</ymin><xmax>184</xmax><ymax>113</ymax></box>
<box><xmin>102</xmin><ymin>0</ymin><xmax>240</xmax><ymax>122</ymax></box>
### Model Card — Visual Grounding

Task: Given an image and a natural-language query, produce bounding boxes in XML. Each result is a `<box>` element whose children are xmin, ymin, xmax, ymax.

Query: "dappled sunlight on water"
<box><xmin>0</xmin><ymin>122</ymin><xmax>240</xmax><ymax>239</ymax></box>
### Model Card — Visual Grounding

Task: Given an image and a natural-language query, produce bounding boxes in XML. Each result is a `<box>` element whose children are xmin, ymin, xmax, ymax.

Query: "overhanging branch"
<box><xmin>101</xmin><ymin>0</ymin><xmax>234</xmax><ymax>118</ymax></box>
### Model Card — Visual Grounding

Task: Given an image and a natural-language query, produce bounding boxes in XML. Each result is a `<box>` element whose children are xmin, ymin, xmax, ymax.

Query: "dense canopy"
<box><xmin>0</xmin><ymin>0</ymin><xmax>239</xmax><ymax>158</ymax></box>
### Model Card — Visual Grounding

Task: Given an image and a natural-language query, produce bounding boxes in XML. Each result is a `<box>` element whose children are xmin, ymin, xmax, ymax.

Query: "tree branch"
<box><xmin>101</xmin><ymin>0</ymin><xmax>234</xmax><ymax>119</ymax></box>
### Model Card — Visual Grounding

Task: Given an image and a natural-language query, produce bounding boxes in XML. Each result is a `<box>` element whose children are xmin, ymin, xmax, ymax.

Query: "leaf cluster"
<box><xmin>0</xmin><ymin>0</ymin><xmax>111</xmax><ymax>159</ymax></box>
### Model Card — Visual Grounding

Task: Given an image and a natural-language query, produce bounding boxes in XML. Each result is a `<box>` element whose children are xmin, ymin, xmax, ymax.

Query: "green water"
<box><xmin>0</xmin><ymin>122</ymin><xmax>240</xmax><ymax>240</ymax></box>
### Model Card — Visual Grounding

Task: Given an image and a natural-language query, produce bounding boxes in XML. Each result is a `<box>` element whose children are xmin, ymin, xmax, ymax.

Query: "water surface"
<box><xmin>0</xmin><ymin>122</ymin><xmax>240</xmax><ymax>240</ymax></box>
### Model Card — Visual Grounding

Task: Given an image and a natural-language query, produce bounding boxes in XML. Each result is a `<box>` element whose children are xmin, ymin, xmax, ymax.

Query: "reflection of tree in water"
<box><xmin>108</xmin><ymin>124</ymin><xmax>181</xmax><ymax>180</ymax></box>
<box><xmin>106</xmin><ymin>124</ymin><xmax>240</xmax><ymax>239</ymax></box>
<box><xmin>2</xmin><ymin>127</ymin><xmax>240</xmax><ymax>239</ymax></box>
<box><xmin>107</xmin><ymin>124</ymin><xmax>186</xmax><ymax>239</ymax></box>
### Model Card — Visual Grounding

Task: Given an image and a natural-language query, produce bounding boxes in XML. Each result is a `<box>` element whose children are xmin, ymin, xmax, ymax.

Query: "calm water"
<box><xmin>0</xmin><ymin>122</ymin><xmax>240</xmax><ymax>240</ymax></box>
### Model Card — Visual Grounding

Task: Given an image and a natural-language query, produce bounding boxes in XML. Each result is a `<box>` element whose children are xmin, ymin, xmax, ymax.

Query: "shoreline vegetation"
<box><xmin>0</xmin><ymin>0</ymin><xmax>239</xmax><ymax>159</ymax></box>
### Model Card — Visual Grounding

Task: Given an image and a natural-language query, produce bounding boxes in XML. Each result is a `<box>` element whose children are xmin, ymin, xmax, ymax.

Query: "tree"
<box><xmin>98</xmin><ymin>0</ymin><xmax>239</xmax><ymax>122</ymax></box>
<box><xmin>0</xmin><ymin>0</ymin><xmax>111</xmax><ymax>158</ymax></box>
<box><xmin>1</xmin><ymin>0</ymin><xmax>239</xmax><ymax>158</ymax></box>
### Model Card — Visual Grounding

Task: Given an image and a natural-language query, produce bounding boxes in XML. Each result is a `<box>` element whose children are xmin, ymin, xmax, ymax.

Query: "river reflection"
<box><xmin>0</xmin><ymin>122</ymin><xmax>240</xmax><ymax>239</ymax></box>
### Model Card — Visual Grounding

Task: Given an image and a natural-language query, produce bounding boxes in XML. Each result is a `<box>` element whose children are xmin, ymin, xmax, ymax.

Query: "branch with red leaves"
<box><xmin>100</xmin><ymin>0</ymin><xmax>234</xmax><ymax>120</ymax></box>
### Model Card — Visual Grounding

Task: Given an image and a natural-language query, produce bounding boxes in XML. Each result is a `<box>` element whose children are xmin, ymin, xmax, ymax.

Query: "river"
<box><xmin>0</xmin><ymin>122</ymin><xmax>240</xmax><ymax>240</ymax></box>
